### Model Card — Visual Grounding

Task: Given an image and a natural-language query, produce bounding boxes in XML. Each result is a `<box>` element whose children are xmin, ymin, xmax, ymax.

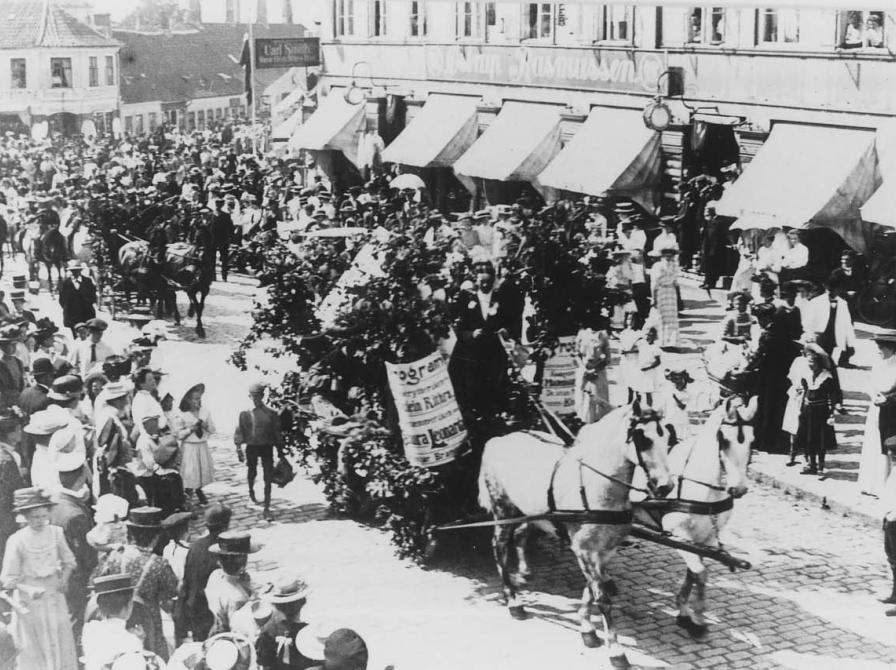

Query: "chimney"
<box><xmin>92</xmin><ymin>13</ymin><xmax>111</xmax><ymax>37</ymax></box>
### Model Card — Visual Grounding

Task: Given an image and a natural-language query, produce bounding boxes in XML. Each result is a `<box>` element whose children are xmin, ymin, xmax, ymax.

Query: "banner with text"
<box><xmin>255</xmin><ymin>38</ymin><xmax>320</xmax><ymax>69</ymax></box>
<box><xmin>540</xmin><ymin>336</ymin><xmax>577</xmax><ymax>416</ymax></box>
<box><xmin>386</xmin><ymin>352</ymin><xmax>467</xmax><ymax>468</ymax></box>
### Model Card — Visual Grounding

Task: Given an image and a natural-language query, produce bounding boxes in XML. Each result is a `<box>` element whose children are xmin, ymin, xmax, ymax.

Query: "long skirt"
<box><xmin>179</xmin><ymin>438</ymin><xmax>215</xmax><ymax>489</ymax></box>
<box><xmin>13</xmin><ymin>582</ymin><xmax>78</xmax><ymax>670</ymax></box>
<box><xmin>574</xmin><ymin>367</ymin><xmax>611</xmax><ymax>424</ymax></box>
<box><xmin>654</xmin><ymin>285</ymin><xmax>679</xmax><ymax>347</ymax></box>
<box><xmin>858</xmin><ymin>404</ymin><xmax>892</xmax><ymax>496</ymax></box>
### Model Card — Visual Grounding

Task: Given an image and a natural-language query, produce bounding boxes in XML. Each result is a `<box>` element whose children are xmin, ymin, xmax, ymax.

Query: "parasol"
<box><xmin>389</xmin><ymin>174</ymin><xmax>426</xmax><ymax>191</ymax></box>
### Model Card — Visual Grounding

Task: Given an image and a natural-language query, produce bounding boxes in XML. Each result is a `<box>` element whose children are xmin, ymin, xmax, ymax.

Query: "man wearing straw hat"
<box><xmin>256</xmin><ymin>573</ymin><xmax>314</xmax><ymax>670</ymax></box>
<box><xmin>81</xmin><ymin>573</ymin><xmax>143</xmax><ymax>670</ymax></box>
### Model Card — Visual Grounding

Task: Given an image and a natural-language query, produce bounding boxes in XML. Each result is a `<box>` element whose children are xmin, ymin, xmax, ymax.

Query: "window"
<box><xmin>198</xmin><ymin>110</ymin><xmax>205</xmax><ymax>129</ymax></box>
<box><xmin>105</xmin><ymin>56</ymin><xmax>114</xmax><ymax>85</ymax></box>
<box><xmin>838</xmin><ymin>10</ymin><xmax>885</xmax><ymax>48</ymax></box>
<box><xmin>371</xmin><ymin>0</ymin><xmax>387</xmax><ymax>36</ymax></box>
<box><xmin>410</xmin><ymin>1</ymin><xmax>427</xmax><ymax>37</ymax></box>
<box><xmin>687</xmin><ymin>7</ymin><xmax>726</xmax><ymax>44</ymax></box>
<box><xmin>148</xmin><ymin>112</ymin><xmax>157</xmax><ymax>130</ymax></box>
<box><xmin>134</xmin><ymin>114</ymin><xmax>144</xmax><ymax>134</ymax></box>
<box><xmin>524</xmin><ymin>3</ymin><xmax>555</xmax><ymax>39</ymax></box>
<box><xmin>88</xmin><ymin>57</ymin><xmax>98</xmax><ymax>87</ymax></box>
<box><xmin>335</xmin><ymin>0</ymin><xmax>355</xmax><ymax>36</ymax></box>
<box><xmin>603</xmin><ymin>5</ymin><xmax>633</xmax><ymax>42</ymax></box>
<box><xmin>761</xmin><ymin>9</ymin><xmax>800</xmax><ymax>44</ymax></box>
<box><xmin>124</xmin><ymin>115</ymin><xmax>133</xmax><ymax>133</ymax></box>
<box><xmin>169</xmin><ymin>110</ymin><xmax>178</xmax><ymax>125</ymax></box>
<box><xmin>10</xmin><ymin>59</ymin><xmax>26</xmax><ymax>88</ymax></box>
<box><xmin>50</xmin><ymin>58</ymin><xmax>72</xmax><ymax>88</ymax></box>
<box><xmin>188</xmin><ymin>112</ymin><xmax>196</xmax><ymax>131</ymax></box>
<box><xmin>456</xmin><ymin>2</ymin><xmax>475</xmax><ymax>38</ymax></box>
<box><xmin>216</xmin><ymin>108</ymin><xmax>223</xmax><ymax>119</ymax></box>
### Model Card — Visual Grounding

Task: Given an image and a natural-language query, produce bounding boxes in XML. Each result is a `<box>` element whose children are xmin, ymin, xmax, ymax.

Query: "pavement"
<box><xmin>12</xmin><ymin>260</ymin><xmax>896</xmax><ymax>669</ymax></box>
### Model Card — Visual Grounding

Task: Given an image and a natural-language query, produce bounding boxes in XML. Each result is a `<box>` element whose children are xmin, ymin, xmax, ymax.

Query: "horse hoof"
<box><xmin>508</xmin><ymin>605</ymin><xmax>527</xmax><ymax>620</ymax></box>
<box><xmin>580</xmin><ymin>631</ymin><xmax>602</xmax><ymax>648</ymax></box>
<box><xmin>603</xmin><ymin>579</ymin><xmax>618</xmax><ymax>597</ymax></box>
<box><xmin>609</xmin><ymin>653</ymin><xmax>631</xmax><ymax>669</ymax></box>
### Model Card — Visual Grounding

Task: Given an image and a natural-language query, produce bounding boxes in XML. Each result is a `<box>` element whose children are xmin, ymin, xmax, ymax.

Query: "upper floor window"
<box><xmin>410</xmin><ymin>1</ymin><xmax>427</xmax><ymax>37</ymax></box>
<box><xmin>336</xmin><ymin>0</ymin><xmax>356</xmax><ymax>36</ymax></box>
<box><xmin>602</xmin><ymin>5</ymin><xmax>633</xmax><ymax>42</ymax></box>
<box><xmin>50</xmin><ymin>58</ymin><xmax>72</xmax><ymax>88</ymax></box>
<box><xmin>524</xmin><ymin>3</ymin><xmax>555</xmax><ymax>40</ymax></box>
<box><xmin>760</xmin><ymin>9</ymin><xmax>800</xmax><ymax>44</ymax></box>
<box><xmin>371</xmin><ymin>0</ymin><xmax>387</xmax><ymax>37</ymax></box>
<box><xmin>105</xmin><ymin>56</ymin><xmax>114</xmax><ymax>85</ymax></box>
<box><xmin>88</xmin><ymin>57</ymin><xmax>98</xmax><ymax>87</ymax></box>
<box><xmin>687</xmin><ymin>7</ymin><xmax>726</xmax><ymax>44</ymax></box>
<box><xmin>838</xmin><ymin>10</ymin><xmax>886</xmax><ymax>48</ymax></box>
<box><xmin>456</xmin><ymin>2</ymin><xmax>477</xmax><ymax>38</ymax></box>
<box><xmin>10</xmin><ymin>59</ymin><xmax>26</xmax><ymax>88</ymax></box>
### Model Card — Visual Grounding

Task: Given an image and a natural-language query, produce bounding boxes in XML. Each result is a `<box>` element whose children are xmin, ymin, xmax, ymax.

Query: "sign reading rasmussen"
<box><xmin>424</xmin><ymin>45</ymin><xmax>665</xmax><ymax>93</ymax></box>
<box><xmin>386</xmin><ymin>352</ymin><xmax>467</xmax><ymax>468</ymax></box>
<box><xmin>255</xmin><ymin>37</ymin><xmax>320</xmax><ymax>69</ymax></box>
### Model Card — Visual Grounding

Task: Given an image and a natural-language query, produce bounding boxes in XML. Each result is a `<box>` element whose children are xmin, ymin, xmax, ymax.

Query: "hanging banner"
<box><xmin>540</xmin><ymin>336</ymin><xmax>577</xmax><ymax>415</ymax></box>
<box><xmin>386</xmin><ymin>352</ymin><xmax>467</xmax><ymax>468</ymax></box>
<box><xmin>255</xmin><ymin>38</ymin><xmax>320</xmax><ymax>69</ymax></box>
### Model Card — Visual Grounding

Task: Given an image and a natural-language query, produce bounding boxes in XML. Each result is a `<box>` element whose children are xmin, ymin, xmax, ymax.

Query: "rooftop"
<box><xmin>115</xmin><ymin>23</ymin><xmax>306</xmax><ymax>105</ymax></box>
<box><xmin>0</xmin><ymin>0</ymin><xmax>119</xmax><ymax>48</ymax></box>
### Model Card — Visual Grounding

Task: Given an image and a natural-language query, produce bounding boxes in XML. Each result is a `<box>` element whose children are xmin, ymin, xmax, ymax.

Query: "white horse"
<box><xmin>662</xmin><ymin>393</ymin><xmax>757</xmax><ymax>636</ymax></box>
<box><xmin>478</xmin><ymin>402</ymin><xmax>674</xmax><ymax>669</ymax></box>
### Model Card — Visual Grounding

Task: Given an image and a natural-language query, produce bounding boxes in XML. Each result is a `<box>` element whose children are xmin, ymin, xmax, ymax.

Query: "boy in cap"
<box><xmin>234</xmin><ymin>383</ymin><xmax>285</xmax><ymax>521</ymax></box>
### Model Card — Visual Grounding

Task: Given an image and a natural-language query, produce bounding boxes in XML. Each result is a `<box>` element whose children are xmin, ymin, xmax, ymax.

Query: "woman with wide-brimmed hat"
<box><xmin>793</xmin><ymin>343</ymin><xmax>841</xmax><ymax>478</ymax></box>
<box><xmin>0</xmin><ymin>487</ymin><xmax>79</xmax><ymax>670</ymax></box>
<box><xmin>171</xmin><ymin>382</ymin><xmax>216</xmax><ymax>506</ymax></box>
<box><xmin>96</xmin><ymin>507</ymin><xmax>178</xmax><ymax>661</ymax></box>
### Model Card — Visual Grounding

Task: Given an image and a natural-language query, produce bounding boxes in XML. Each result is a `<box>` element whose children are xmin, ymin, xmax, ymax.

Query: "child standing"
<box><xmin>794</xmin><ymin>343</ymin><xmax>841</xmax><ymax>479</ymax></box>
<box><xmin>617</xmin><ymin>317</ymin><xmax>640</xmax><ymax>405</ymax></box>
<box><xmin>658</xmin><ymin>366</ymin><xmax>694</xmax><ymax>445</ymax></box>
<box><xmin>634</xmin><ymin>326</ymin><xmax>663</xmax><ymax>405</ymax></box>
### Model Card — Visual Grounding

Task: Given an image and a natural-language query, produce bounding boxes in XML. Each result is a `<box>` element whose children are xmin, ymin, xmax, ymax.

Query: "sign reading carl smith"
<box><xmin>424</xmin><ymin>44</ymin><xmax>665</xmax><ymax>93</ymax></box>
<box><xmin>255</xmin><ymin>38</ymin><xmax>320</xmax><ymax>69</ymax></box>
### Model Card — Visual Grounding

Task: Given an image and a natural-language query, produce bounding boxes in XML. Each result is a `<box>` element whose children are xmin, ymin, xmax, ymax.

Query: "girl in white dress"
<box><xmin>172</xmin><ymin>383</ymin><xmax>216</xmax><ymax>506</ymax></box>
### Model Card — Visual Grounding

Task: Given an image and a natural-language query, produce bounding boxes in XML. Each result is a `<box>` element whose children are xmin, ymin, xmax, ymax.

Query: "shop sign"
<box><xmin>540</xmin><ymin>336</ymin><xmax>577</xmax><ymax>416</ymax></box>
<box><xmin>255</xmin><ymin>38</ymin><xmax>320</xmax><ymax>69</ymax></box>
<box><xmin>386</xmin><ymin>351</ymin><xmax>467</xmax><ymax>468</ymax></box>
<box><xmin>424</xmin><ymin>45</ymin><xmax>665</xmax><ymax>94</ymax></box>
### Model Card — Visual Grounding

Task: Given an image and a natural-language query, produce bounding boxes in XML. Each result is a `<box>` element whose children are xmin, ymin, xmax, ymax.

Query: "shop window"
<box><xmin>410</xmin><ymin>1</ymin><xmax>427</xmax><ymax>37</ymax></box>
<box><xmin>216</xmin><ymin>108</ymin><xmax>223</xmax><ymax>119</ymax></box>
<box><xmin>124</xmin><ymin>115</ymin><xmax>133</xmax><ymax>133</ymax></box>
<box><xmin>838</xmin><ymin>10</ymin><xmax>885</xmax><ymax>48</ymax></box>
<box><xmin>149</xmin><ymin>112</ymin><xmax>157</xmax><ymax>131</ymax></box>
<box><xmin>371</xmin><ymin>0</ymin><xmax>387</xmax><ymax>36</ymax></box>
<box><xmin>105</xmin><ymin>56</ymin><xmax>114</xmax><ymax>85</ymax></box>
<box><xmin>50</xmin><ymin>58</ymin><xmax>72</xmax><ymax>88</ymax></box>
<box><xmin>760</xmin><ymin>9</ymin><xmax>800</xmax><ymax>44</ymax></box>
<box><xmin>134</xmin><ymin>114</ymin><xmax>144</xmax><ymax>134</ymax></box>
<box><xmin>198</xmin><ymin>110</ymin><xmax>205</xmax><ymax>129</ymax></box>
<box><xmin>10</xmin><ymin>59</ymin><xmax>26</xmax><ymax>88</ymax></box>
<box><xmin>602</xmin><ymin>5</ymin><xmax>634</xmax><ymax>43</ymax></box>
<box><xmin>335</xmin><ymin>0</ymin><xmax>356</xmax><ymax>36</ymax></box>
<box><xmin>687</xmin><ymin>7</ymin><xmax>726</xmax><ymax>44</ymax></box>
<box><xmin>523</xmin><ymin>3</ymin><xmax>555</xmax><ymax>40</ymax></box>
<box><xmin>88</xmin><ymin>57</ymin><xmax>98</xmax><ymax>87</ymax></box>
<box><xmin>187</xmin><ymin>112</ymin><xmax>196</xmax><ymax>131</ymax></box>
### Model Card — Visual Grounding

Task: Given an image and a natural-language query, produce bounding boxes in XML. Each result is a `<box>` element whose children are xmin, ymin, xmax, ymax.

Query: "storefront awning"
<box><xmin>381</xmin><ymin>94</ymin><xmax>479</xmax><ymax>168</ymax></box>
<box><xmin>271</xmin><ymin>107</ymin><xmax>303</xmax><ymax>142</ymax></box>
<box><xmin>715</xmin><ymin>123</ymin><xmax>879</xmax><ymax>250</ymax></box>
<box><xmin>273</xmin><ymin>88</ymin><xmax>304</xmax><ymax>117</ymax></box>
<box><xmin>288</xmin><ymin>91</ymin><xmax>366</xmax><ymax>168</ymax></box>
<box><xmin>862</xmin><ymin>120</ymin><xmax>896</xmax><ymax>228</ymax></box>
<box><xmin>537</xmin><ymin>107</ymin><xmax>662</xmax><ymax>212</ymax></box>
<box><xmin>453</xmin><ymin>101</ymin><xmax>562</xmax><ymax>182</ymax></box>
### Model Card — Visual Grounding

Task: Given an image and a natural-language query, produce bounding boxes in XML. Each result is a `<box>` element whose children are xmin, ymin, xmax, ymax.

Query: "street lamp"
<box><xmin>343</xmin><ymin>61</ymin><xmax>372</xmax><ymax>105</ymax></box>
<box><xmin>642</xmin><ymin>69</ymin><xmax>690</xmax><ymax>132</ymax></box>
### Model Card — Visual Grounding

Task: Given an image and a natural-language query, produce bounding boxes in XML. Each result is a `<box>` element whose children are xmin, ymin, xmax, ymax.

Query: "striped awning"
<box><xmin>538</xmin><ymin>107</ymin><xmax>662</xmax><ymax>212</ymax></box>
<box><xmin>381</xmin><ymin>94</ymin><xmax>479</xmax><ymax>168</ymax></box>
<box><xmin>288</xmin><ymin>91</ymin><xmax>366</xmax><ymax>167</ymax></box>
<box><xmin>453</xmin><ymin>101</ymin><xmax>562</xmax><ymax>182</ymax></box>
<box><xmin>271</xmin><ymin>107</ymin><xmax>303</xmax><ymax>142</ymax></box>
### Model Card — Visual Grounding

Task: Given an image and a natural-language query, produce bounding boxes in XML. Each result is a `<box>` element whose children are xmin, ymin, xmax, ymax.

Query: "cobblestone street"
<box><xmin>26</xmin><ymin>267</ymin><xmax>896</xmax><ymax>669</ymax></box>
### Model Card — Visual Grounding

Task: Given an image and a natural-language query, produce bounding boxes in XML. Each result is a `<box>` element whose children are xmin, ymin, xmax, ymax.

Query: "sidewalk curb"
<box><xmin>749</xmin><ymin>467</ymin><xmax>882</xmax><ymax>529</ymax></box>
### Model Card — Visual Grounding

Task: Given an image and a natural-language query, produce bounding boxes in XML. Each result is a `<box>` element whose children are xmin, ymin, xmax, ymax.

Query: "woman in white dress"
<box><xmin>858</xmin><ymin>332</ymin><xmax>896</xmax><ymax>496</ymax></box>
<box><xmin>574</xmin><ymin>322</ymin><xmax>611</xmax><ymax>424</ymax></box>
<box><xmin>171</xmin><ymin>383</ymin><xmax>215</xmax><ymax>506</ymax></box>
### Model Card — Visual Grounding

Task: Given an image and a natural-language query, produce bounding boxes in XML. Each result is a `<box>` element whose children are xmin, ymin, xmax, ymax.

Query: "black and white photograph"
<box><xmin>0</xmin><ymin>0</ymin><xmax>893</xmax><ymax>668</ymax></box>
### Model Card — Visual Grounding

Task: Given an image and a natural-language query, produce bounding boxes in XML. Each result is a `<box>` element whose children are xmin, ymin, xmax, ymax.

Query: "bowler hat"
<box><xmin>92</xmin><ymin>573</ymin><xmax>134</xmax><ymax>595</ymax></box>
<box><xmin>13</xmin><ymin>487</ymin><xmax>54</xmax><ymax>512</ymax></box>
<box><xmin>31</xmin><ymin>356</ymin><xmax>55</xmax><ymax>377</ymax></box>
<box><xmin>209</xmin><ymin>530</ymin><xmax>262</xmax><ymax>555</ymax></box>
<box><xmin>126</xmin><ymin>506</ymin><xmax>164</xmax><ymax>528</ymax></box>
<box><xmin>48</xmin><ymin>374</ymin><xmax>84</xmax><ymax>401</ymax></box>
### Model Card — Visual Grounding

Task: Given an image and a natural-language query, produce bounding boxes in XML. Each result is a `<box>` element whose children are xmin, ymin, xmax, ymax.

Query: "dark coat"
<box><xmin>175</xmin><ymin>533</ymin><xmax>218</xmax><ymax>641</ymax></box>
<box><xmin>58</xmin><ymin>275</ymin><xmax>97</xmax><ymax>328</ymax></box>
<box><xmin>18</xmin><ymin>383</ymin><xmax>50</xmax><ymax>416</ymax></box>
<box><xmin>0</xmin><ymin>355</ymin><xmax>25</xmax><ymax>409</ymax></box>
<box><xmin>210</xmin><ymin>210</ymin><xmax>233</xmax><ymax>248</ymax></box>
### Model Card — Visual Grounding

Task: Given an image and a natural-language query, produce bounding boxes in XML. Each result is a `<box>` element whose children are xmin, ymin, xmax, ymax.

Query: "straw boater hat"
<box><xmin>872</xmin><ymin>329</ymin><xmax>896</xmax><ymax>347</ymax></box>
<box><xmin>13</xmin><ymin>487</ymin><xmax>54</xmax><ymax>512</ymax></box>
<box><xmin>209</xmin><ymin>530</ymin><xmax>262</xmax><ymax>555</ymax></box>
<box><xmin>91</xmin><ymin>573</ymin><xmax>134</xmax><ymax>596</ymax></box>
<box><xmin>126</xmin><ymin>506</ymin><xmax>164</xmax><ymax>529</ymax></box>
<box><xmin>263</xmin><ymin>574</ymin><xmax>312</xmax><ymax>604</ymax></box>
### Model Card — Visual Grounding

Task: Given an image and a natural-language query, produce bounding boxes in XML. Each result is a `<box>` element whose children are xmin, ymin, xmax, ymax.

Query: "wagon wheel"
<box><xmin>857</xmin><ymin>280</ymin><xmax>896</xmax><ymax>327</ymax></box>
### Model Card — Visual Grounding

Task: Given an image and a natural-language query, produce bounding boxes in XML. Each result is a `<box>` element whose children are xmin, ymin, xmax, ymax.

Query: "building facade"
<box><xmin>297</xmin><ymin>0</ymin><xmax>895</xmax><ymax>252</ymax></box>
<box><xmin>0</xmin><ymin>0</ymin><xmax>120</xmax><ymax>136</ymax></box>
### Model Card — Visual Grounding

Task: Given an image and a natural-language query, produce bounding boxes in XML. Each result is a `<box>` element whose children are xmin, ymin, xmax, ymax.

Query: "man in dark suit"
<box><xmin>58</xmin><ymin>260</ymin><xmax>97</xmax><ymax>335</ymax></box>
<box><xmin>175</xmin><ymin>503</ymin><xmax>232</xmax><ymax>643</ymax></box>
<box><xmin>18</xmin><ymin>356</ymin><xmax>53</xmax><ymax>416</ymax></box>
<box><xmin>49</xmin><ymin>453</ymin><xmax>96</xmax><ymax>645</ymax></box>
<box><xmin>210</xmin><ymin>197</ymin><xmax>234</xmax><ymax>281</ymax></box>
<box><xmin>0</xmin><ymin>326</ymin><xmax>25</xmax><ymax>410</ymax></box>
<box><xmin>449</xmin><ymin>260</ymin><xmax>523</xmax><ymax>417</ymax></box>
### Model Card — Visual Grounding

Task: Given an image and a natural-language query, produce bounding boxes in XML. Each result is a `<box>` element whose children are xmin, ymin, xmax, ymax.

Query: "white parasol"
<box><xmin>389</xmin><ymin>173</ymin><xmax>426</xmax><ymax>191</ymax></box>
